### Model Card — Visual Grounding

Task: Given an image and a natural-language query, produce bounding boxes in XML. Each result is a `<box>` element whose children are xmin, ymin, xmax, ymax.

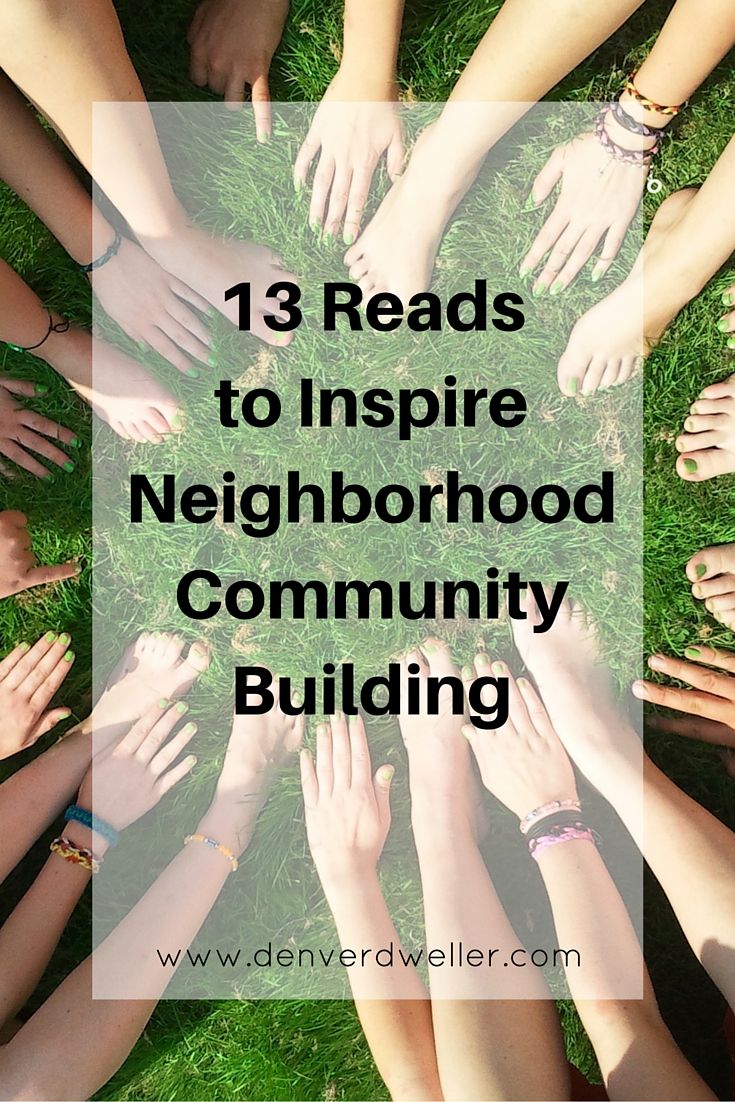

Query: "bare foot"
<box><xmin>686</xmin><ymin>543</ymin><xmax>735</xmax><ymax>629</ymax></box>
<box><xmin>344</xmin><ymin>125</ymin><xmax>474</xmax><ymax>302</ymax></box>
<box><xmin>144</xmin><ymin>225</ymin><xmax>296</xmax><ymax>348</ymax></box>
<box><xmin>717</xmin><ymin>282</ymin><xmax>735</xmax><ymax>347</ymax></box>
<box><xmin>511</xmin><ymin>591</ymin><xmax>639</xmax><ymax>794</ymax></box>
<box><xmin>198</xmin><ymin>667</ymin><xmax>304</xmax><ymax>855</ymax></box>
<box><xmin>462</xmin><ymin>658</ymin><xmax>578</xmax><ymax>821</ymax></box>
<box><xmin>399</xmin><ymin>639</ymin><xmax>487</xmax><ymax>841</ymax></box>
<box><xmin>41</xmin><ymin>325</ymin><xmax>183</xmax><ymax>444</ymax></box>
<box><xmin>675</xmin><ymin>374</ymin><xmax>735</xmax><ymax>482</ymax></box>
<box><xmin>557</xmin><ymin>188</ymin><xmax>700</xmax><ymax>396</ymax></box>
<box><xmin>86</xmin><ymin>632</ymin><xmax>210</xmax><ymax>751</ymax></box>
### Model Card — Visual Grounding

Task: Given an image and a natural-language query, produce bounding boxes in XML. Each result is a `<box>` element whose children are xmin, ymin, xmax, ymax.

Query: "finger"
<box><xmin>170</xmin><ymin>277</ymin><xmax>211</xmax><ymax>315</ymax></box>
<box><xmin>190</xmin><ymin>48</ymin><xmax>209</xmax><ymax>88</ymax></box>
<box><xmin>3</xmin><ymin>631</ymin><xmax>59</xmax><ymax>690</ymax></box>
<box><xmin>324</xmin><ymin>166</ymin><xmax>353</xmax><ymax>237</ymax></box>
<box><xmin>646</xmin><ymin>711</ymin><xmax>735</xmax><ymax>747</ymax></box>
<box><xmin>293</xmin><ymin>133</ymin><xmax>320</xmax><ymax>191</ymax></box>
<box><xmin>150</xmin><ymin>720</ymin><xmax>198</xmax><ymax>776</ymax></box>
<box><xmin>515</xmin><ymin>676</ymin><xmax>557</xmax><ymax>740</ymax></box>
<box><xmin>186</xmin><ymin>4</ymin><xmax>205</xmax><ymax>45</ymax></box>
<box><xmin>17</xmin><ymin>428</ymin><xmax>72</xmax><ymax>470</ymax></box>
<box><xmin>300</xmin><ymin>748</ymin><xmax>319</xmax><ymax>809</ymax></box>
<box><xmin>528</xmin><ymin>147</ymin><xmax>564</xmax><ymax>207</ymax></box>
<box><xmin>157</xmin><ymin>753</ymin><xmax>197</xmax><ymax>795</ymax></box>
<box><xmin>647</xmin><ymin>651</ymin><xmax>735</xmax><ymax>694</ymax></box>
<box><xmin>372</xmin><ymin>763</ymin><xmax>394</xmax><ymax>826</ymax></box>
<box><xmin>27</xmin><ymin>705</ymin><xmax>73</xmax><ymax>744</ymax></box>
<box><xmin>348</xmin><ymin>713</ymin><xmax>372</xmax><ymax>787</ymax></box>
<box><xmin>23</xmin><ymin>560</ymin><xmax>79</xmax><ymax>589</ymax></box>
<box><xmin>670</xmin><ymin>645</ymin><xmax>735</xmax><ymax>676</ymax></box>
<box><xmin>0</xmin><ymin>378</ymin><xmax>40</xmax><ymax>397</ymax></box>
<box><xmin>224</xmin><ymin>69</ymin><xmax>246</xmax><ymax>108</ymax></box>
<box><xmin>315</xmin><ymin>721</ymin><xmax>333</xmax><ymax>795</ymax></box>
<box><xmin>590</xmin><ymin>223</ymin><xmax>628</xmax><ymax>283</ymax></box>
<box><xmin>330</xmin><ymin>712</ymin><xmax>351</xmax><ymax>788</ymax></box>
<box><xmin>138</xmin><ymin>702</ymin><xmax>190</xmax><ymax>765</ymax></box>
<box><xmin>519</xmin><ymin>211</ymin><xmax>569</xmax><ymax>278</ymax></box>
<box><xmin>0</xmin><ymin>639</ymin><xmax>39</xmax><ymax>682</ymax></box>
<box><xmin>309</xmin><ymin>155</ymin><xmax>336</xmax><ymax>231</ymax></box>
<box><xmin>554</xmin><ymin>226</ymin><xmax>605</xmax><ymax>291</ymax></box>
<box><xmin>490</xmin><ymin>660</ymin><xmax>533</xmax><ymax>734</ymax></box>
<box><xmin>251</xmin><ymin>73</ymin><xmax>272</xmax><ymax>141</ymax></box>
<box><xmin>120</xmin><ymin>699</ymin><xmax>172</xmax><ymax>754</ymax></box>
<box><xmin>386</xmin><ymin>128</ymin><xmax>405</xmax><ymax>182</ymax></box>
<box><xmin>632</xmin><ymin>680</ymin><xmax>732</xmax><ymax>723</ymax></box>
<box><xmin>343</xmin><ymin>165</ymin><xmax>373</xmax><ymax>245</ymax></box>
<box><xmin>24</xmin><ymin>637</ymin><xmax>74</xmax><ymax>702</ymax></box>
<box><xmin>1</xmin><ymin>441</ymin><xmax>51</xmax><ymax>479</ymax></box>
<box><xmin>18</xmin><ymin>410</ymin><xmax>76</xmax><ymax>446</ymax></box>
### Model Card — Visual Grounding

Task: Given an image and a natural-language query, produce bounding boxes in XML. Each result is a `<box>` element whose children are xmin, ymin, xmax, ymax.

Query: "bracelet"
<box><xmin>64</xmin><ymin>804</ymin><xmax>120</xmax><ymax>848</ymax></box>
<box><xmin>50</xmin><ymin>836</ymin><xmax>102</xmax><ymax>874</ymax></box>
<box><xmin>5</xmin><ymin>312</ymin><xmax>70</xmax><ymax>354</ymax></box>
<box><xmin>184</xmin><ymin>834</ymin><xmax>239</xmax><ymax>872</ymax></box>
<box><xmin>525</xmin><ymin>811</ymin><xmax>589</xmax><ymax>845</ymax></box>
<box><xmin>529</xmin><ymin>824</ymin><xmax>596</xmax><ymax>862</ymax></box>
<box><xmin>79</xmin><ymin>229</ymin><xmax>122</xmax><ymax>273</ymax></box>
<box><xmin>594</xmin><ymin>109</ymin><xmax>658</xmax><ymax>166</ymax></box>
<box><xmin>610</xmin><ymin>98</ymin><xmax>667</xmax><ymax>140</ymax></box>
<box><xmin>520</xmin><ymin>799</ymin><xmax>581</xmax><ymax>835</ymax></box>
<box><xmin>624</xmin><ymin>72</ymin><xmax>684</xmax><ymax>117</ymax></box>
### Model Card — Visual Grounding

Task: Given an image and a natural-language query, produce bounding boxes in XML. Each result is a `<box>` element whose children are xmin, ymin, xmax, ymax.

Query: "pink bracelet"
<box><xmin>520</xmin><ymin>799</ymin><xmax>581</xmax><ymax>835</ymax></box>
<box><xmin>529</xmin><ymin>826</ymin><xmax>596</xmax><ymax>862</ymax></box>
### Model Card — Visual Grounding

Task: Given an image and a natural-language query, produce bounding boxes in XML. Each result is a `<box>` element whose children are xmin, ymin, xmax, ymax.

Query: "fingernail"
<box><xmin>461</xmin><ymin>665</ymin><xmax>474</xmax><ymax>679</ymax></box>
<box><xmin>19</xmin><ymin>642</ymin><xmax>30</xmax><ymax>652</ymax></box>
<box><xmin>257</xmin><ymin>132</ymin><xmax>269</xmax><ymax>144</ymax></box>
<box><xmin>722</xmin><ymin>291</ymin><xmax>734</xmax><ymax>307</ymax></box>
<box><xmin>207</xmin><ymin>355</ymin><xmax>217</xmax><ymax>367</ymax></box>
<box><xmin>631</xmin><ymin>681</ymin><xmax>647</xmax><ymax>699</ymax></box>
<box><xmin>549</xmin><ymin>281</ymin><xmax>563</xmax><ymax>297</ymax></box>
<box><xmin>44</xmin><ymin>631</ymin><xmax>57</xmax><ymax>643</ymax></box>
<box><xmin>57</xmin><ymin>709</ymin><xmax>72</xmax><ymax>719</ymax></box>
<box><xmin>378</xmin><ymin>765</ymin><xmax>394</xmax><ymax>783</ymax></box>
<box><xmin>63</xmin><ymin>650</ymin><xmax>74</xmax><ymax>662</ymax></box>
<box><xmin>183</xmin><ymin>722</ymin><xmax>197</xmax><ymax>735</ymax></box>
<box><xmin>516</xmin><ymin>677</ymin><xmax>530</xmax><ymax>690</ymax></box>
<box><xmin>461</xmin><ymin>724</ymin><xmax>474</xmax><ymax>739</ymax></box>
<box><xmin>69</xmin><ymin>436</ymin><xmax>82</xmax><ymax>448</ymax></box>
<box><xmin>683</xmin><ymin>458</ymin><xmax>697</xmax><ymax>473</ymax></box>
<box><xmin>293</xmin><ymin>178</ymin><xmax>302</xmax><ymax>195</ymax></box>
<box><xmin>63</xmin><ymin>460</ymin><xmax>74</xmax><ymax>473</ymax></box>
<box><xmin>717</xmin><ymin>319</ymin><xmax>729</xmax><ymax>333</ymax></box>
<box><xmin>684</xmin><ymin>646</ymin><xmax>701</xmax><ymax>659</ymax></box>
<box><xmin>58</xmin><ymin>632</ymin><xmax>70</xmax><ymax>647</ymax></box>
<box><xmin>186</xmin><ymin>367</ymin><xmax>200</xmax><ymax>379</ymax></box>
<box><xmin>521</xmin><ymin>194</ymin><xmax>538</xmax><ymax>213</ymax></box>
<box><xmin>343</xmin><ymin>232</ymin><xmax>354</xmax><ymax>246</ymax></box>
<box><xmin>696</xmin><ymin>563</ymin><xmax>707</xmax><ymax>578</ymax></box>
<box><xmin>35</xmin><ymin>384</ymin><xmax>48</xmax><ymax>395</ymax></box>
<box><xmin>727</xmin><ymin>338</ymin><xmax>735</xmax><ymax>350</ymax></box>
<box><xmin>492</xmin><ymin>661</ymin><xmax>505</xmax><ymax>675</ymax></box>
<box><xmin>532</xmin><ymin>283</ymin><xmax>546</xmax><ymax>298</ymax></box>
<box><xmin>476</xmin><ymin>653</ymin><xmax>491</xmax><ymax>668</ymax></box>
<box><xmin>159</xmin><ymin>698</ymin><xmax>169</xmax><ymax>708</ymax></box>
<box><xmin>591</xmin><ymin>270</ymin><xmax>602</xmax><ymax>283</ymax></box>
<box><xmin>519</xmin><ymin>266</ymin><xmax>531</xmax><ymax>283</ymax></box>
<box><xmin>176</xmin><ymin>701</ymin><xmax>189</xmax><ymax>714</ymax></box>
<box><xmin>316</xmin><ymin>723</ymin><xmax>328</xmax><ymax>738</ymax></box>
<box><xmin>44</xmin><ymin>472</ymin><xmax>54</xmax><ymax>483</ymax></box>
<box><xmin>567</xmin><ymin>379</ymin><xmax>579</xmax><ymax>396</ymax></box>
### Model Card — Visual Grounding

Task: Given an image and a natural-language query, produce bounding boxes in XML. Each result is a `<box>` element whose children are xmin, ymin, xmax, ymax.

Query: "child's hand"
<box><xmin>294</xmin><ymin>69</ymin><xmax>404</xmax><ymax>243</ymax></box>
<box><xmin>300</xmin><ymin>713</ymin><xmax>393</xmax><ymax>886</ymax></box>
<box><xmin>0</xmin><ymin>380</ymin><xmax>77</xmax><ymax>479</ymax></box>
<box><xmin>0</xmin><ymin>509</ymin><xmax>78</xmax><ymax>599</ymax></box>
<box><xmin>187</xmin><ymin>0</ymin><xmax>288</xmax><ymax>135</ymax></box>
<box><xmin>0</xmin><ymin>632</ymin><xmax>75</xmax><ymax>758</ymax></box>
<box><xmin>77</xmin><ymin>701</ymin><xmax>197</xmax><ymax>836</ymax></box>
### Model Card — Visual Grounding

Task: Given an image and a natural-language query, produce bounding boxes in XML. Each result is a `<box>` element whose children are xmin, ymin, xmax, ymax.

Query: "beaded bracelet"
<box><xmin>594</xmin><ymin>109</ymin><xmax>658</xmax><ymax>166</ymax></box>
<box><xmin>65</xmin><ymin>805</ymin><xmax>120</xmax><ymax>848</ymax></box>
<box><xmin>184</xmin><ymin>834</ymin><xmax>239</xmax><ymax>872</ymax></box>
<box><xmin>50</xmin><ymin>836</ymin><xmax>102</xmax><ymax>874</ymax></box>
<box><xmin>520</xmin><ymin>799</ymin><xmax>581</xmax><ymax>835</ymax></box>
<box><xmin>529</xmin><ymin>824</ymin><xmax>596</xmax><ymax>862</ymax></box>
<box><xmin>80</xmin><ymin>229</ymin><xmax>122</xmax><ymax>274</ymax></box>
<box><xmin>624</xmin><ymin>73</ymin><xmax>684</xmax><ymax>117</ymax></box>
<box><xmin>5</xmin><ymin>312</ymin><xmax>70</xmax><ymax>354</ymax></box>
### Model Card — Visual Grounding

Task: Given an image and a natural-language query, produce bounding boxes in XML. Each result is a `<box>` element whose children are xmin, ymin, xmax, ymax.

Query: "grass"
<box><xmin>0</xmin><ymin>0</ymin><xmax>734</xmax><ymax>1098</ymax></box>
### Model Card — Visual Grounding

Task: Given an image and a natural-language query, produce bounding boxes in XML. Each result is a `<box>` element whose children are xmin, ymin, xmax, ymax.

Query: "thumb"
<box><xmin>386</xmin><ymin>129</ymin><xmax>405</xmax><ymax>182</ymax></box>
<box><xmin>24</xmin><ymin>560</ymin><xmax>80</xmax><ymax>590</ymax></box>
<box><xmin>528</xmin><ymin>147</ymin><xmax>563</xmax><ymax>207</ymax></box>
<box><xmin>251</xmin><ymin>73</ymin><xmax>272</xmax><ymax>142</ymax></box>
<box><xmin>373</xmin><ymin>763</ymin><xmax>394</xmax><ymax>823</ymax></box>
<box><xmin>29</xmin><ymin>706</ymin><xmax>73</xmax><ymax>744</ymax></box>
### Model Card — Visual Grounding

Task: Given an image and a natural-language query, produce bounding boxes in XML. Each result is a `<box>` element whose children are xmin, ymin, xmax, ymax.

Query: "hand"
<box><xmin>0</xmin><ymin>379</ymin><xmax>77</xmax><ymax>478</ymax></box>
<box><xmin>77</xmin><ymin>701</ymin><xmax>197</xmax><ymax>836</ymax></box>
<box><xmin>294</xmin><ymin>68</ymin><xmax>404</xmax><ymax>242</ymax></box>
<box><xmin>187</xmin><ymin>0</ymin><xmax>288</xmax><ymax>131</ymax></box>
<box><xmin>0</xmin><ymin>632</ymin><xmax>75</xmax><ymax>758</ymax></box>
<box><xmin>520</xmin><ymin>130</ymin><xmax>648</xmax><ymax>293</ymax></box>
<box><xmin>90</xmin><ymin>237</ymin><xmax>211</xmax><ymax>378</ymax></box>
<box><xmin>0</xmin><ymin>509</ymin><xmax>78</xmax><ymax>599</ymax></box>
<box><xmin>300</xmin><ymin>713</ymin><xmax>393</xmax><ymax>885</ymax></box>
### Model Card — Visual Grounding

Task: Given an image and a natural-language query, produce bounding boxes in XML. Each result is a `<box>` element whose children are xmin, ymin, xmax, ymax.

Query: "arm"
<box><xmin>301</xmin><ymin>714</ymin><xmax>442</xmax><ymax>1102</ymax></box>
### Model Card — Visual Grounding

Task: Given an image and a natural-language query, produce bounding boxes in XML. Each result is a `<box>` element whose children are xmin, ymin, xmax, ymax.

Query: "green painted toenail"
<box><xmin>693</xmin><ymin>584</ymin><xmax>702</xmax><ymax>597</ymax></box>
<box><xmin>567</xmin><ymin>379</ymin><xmax>579</xmax><ymax>396</ymax></box>
<box><xmin>723</xmin><ymin>291</ymin><xmax>734</xmax><ymax>307</ymax></box>
<box><xmin>35</xmin><ymin>384</ymin><xmax>48</xmax><ymax>395</ymax></box>
<box><xmin>683</xmin><ymin>458</ymin><xmax>698</xmax><ymax>473</ymax></box>
<box><xmin>728</xmin><ymin>337</ymin><xmax>735</xmax><ymax>350</ymax></box>
<box><xmin>44</xmin><ymin>631</ymin><xmax>57</xmax><ymax>643</ymax></box>
<box><xmin>63</xmin><ymin>650</ymin><xmax>74</xmax><ymax>662</ymax></box>
<box><xmin>186</xmin><ymin>367</ymin><xmax>200</xmax><ymax>379</ymax></box>
<box><xmin>63</xmin><ymin>460</ymin><xmax>74</xmax><ymax>473</ymax></box>
<box><xmin>696</xmin><ymin>563</ymin><xmax>707</xmax><ymax>577</ymax></box>
<box><xmin>58</xmin><ymin>633</ymin><xmax>70</xmax><ymax>647</ymax></box>
<box><xmin>685</xmin><ymin>646</ymin><xmax>701</xmax><ymax>659</ymax></box>
<box><xmin>176</xmin><ymin>701</ymin><xmax>188</xmax><ymax>714</ymax></box>
<box><xmin>718</xmin><ymin>319</ymin><xmax>730</xmax><ymax>333</ymax></box>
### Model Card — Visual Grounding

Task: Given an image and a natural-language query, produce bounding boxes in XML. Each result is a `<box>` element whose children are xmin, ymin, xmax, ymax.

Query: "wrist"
<box><xmin>317</xmin><ymin>859</ymin><xmax>381</xmax><ymax>901</ymax></box>
<box><xmin>335</xmin><ymin>57</ymin><xmax>398</xmax><ymax>99</ymax></box>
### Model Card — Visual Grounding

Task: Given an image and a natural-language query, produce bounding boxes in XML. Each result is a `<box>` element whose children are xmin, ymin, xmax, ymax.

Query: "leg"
<box><xmin>400</xmin><ymin>640</ymin><xmax>569</xmax><ymax>1101</ymax></box>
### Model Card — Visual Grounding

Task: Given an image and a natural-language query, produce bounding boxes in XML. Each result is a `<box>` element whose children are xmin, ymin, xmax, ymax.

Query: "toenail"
<box><xmin>176</xmin><ymin>701</ymin><xmax>188</xmax><ymax>714</ymax></box>
<box><xmin>566</xmin><ymin>379</ymin><xmax>579</xmax><ymax>396</ymax></box>
<box><xmin>63</xmin><ymin>650</ymin><xmax>74</xmax><ymax>662</ymax></box>
<box><xmin>728</xmin><ymin>338</ymin><xmax>735</xmax><ymax>350</ymax></box>
<box><xmin>476</xmin><ymin>653</ymin><xmax>491</xmax><ymax>668</ymax></box>
<box><xmin>683</xmin><ymin>458</ymin><xmax>698</xmax><ymax>473</ymax></box>
<box><xmin>58</xmin><ymin>633</ymin><xmax>70</xmax><ymax>647</ymax></box>
<box><xmin>684</xmin><ymin>646</ymin><xmax>701</xmax><ymax>659</ymax></box>
<box><xmin>692</xmin><ymin>584</ymin><xmax>702</xmax><ymax>597</ymax></box>
<box><xmin>723</xmin><ymin>291</ymin><xmax>734</xmax><ymax>307</ymax></box>
<box><xmin>44</xmin><ymin>631</ymin><xmax>57</xmax><ymax>643</ymax></box>
<box><xmin>696</xmin><ymin>563</ymin><xmax>707</xmax><ymax>577</ymax></box>
<box><xmin>461</xmin><ymin>665</ymin><xmax>474</xmax><ymax>679</ymax></box>
<box><xmin>159</xmin><ymin>698</ymin><xmax>169</xmax><ymax>708</ymax></box>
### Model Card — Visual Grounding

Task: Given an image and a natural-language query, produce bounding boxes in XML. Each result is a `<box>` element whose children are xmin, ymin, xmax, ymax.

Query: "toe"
<box><xmin>185</xmin><ymin>639</ymin><xmax>211</xmax><ymax>674</ymax></box>
<box><xmin>677</xmin><ymin>448</ymin><xmax>735</xmax><ymax>481</ymax></box>
<box><xmin>706</xmin><ymin>592</ymin><xmax>735</xmax><ymax>613</ymax></box>
<box><xmin>598</xmin><ymin>359</ymin><xmax>622</xmax><ymax>390</ymax></box>
<box><xmin>420</xmin><ymin>637</ymin><xmax>457</xmax><ymax>678</ymax></box>
<box><xmin>676</xmin><ymin>430</ymin><xmax>720</xmax><ymax>454</ymax></box>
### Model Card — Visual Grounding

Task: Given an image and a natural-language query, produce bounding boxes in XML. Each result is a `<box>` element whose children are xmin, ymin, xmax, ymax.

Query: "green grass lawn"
<box><xmin>1</xmin><ymin>0</ymin><xmax>735</xmax><ymax>1098</ymax></box>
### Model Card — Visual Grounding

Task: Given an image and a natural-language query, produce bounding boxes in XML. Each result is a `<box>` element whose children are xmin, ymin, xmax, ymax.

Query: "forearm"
<box><xmin>323</xmin><ymin>870</ymin><xmax>441</xmax><ymax>1101</ymax></box>
<box><xmin>341</xmin><ymin>0</ymin><xmax>404</xmax><ymax>92</ymax></box>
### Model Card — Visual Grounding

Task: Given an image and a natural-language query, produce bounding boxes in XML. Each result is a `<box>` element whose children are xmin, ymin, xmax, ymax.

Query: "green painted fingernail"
<box><xmin>63</xmin><ymin>460</ymin><xmax>74</xmax><ymax>473</ymax></box>
<box><xmin>18</xmin><ymin>642</ymin><xmax>30</xmax><ymax>653</ymax></box>
<box><xmin>35</xmin><ymin>384</ymin><xmax>48</xmax><ymax>395</ymax></box>
<box><xmin>378</xmin><ymin>765</ymin><xmax>394</xmax><ymax>783</ymax></box>
<box><xmin>461</xmin><ymin>665</ymin><xmax>473</xmax><ymax>679</ymax></box>
<box><xmin>344</xmin><ymin>232</ymin><xmax>354</xmax><ymax>245</ymax></box>
<box><xmin>44</xmin><ymin>631</ymin><xmax>57</xmax><ymax>643</ymax></box>
<box><xmin>292</xmin><ymin>691</ymin><xmax>303</xmax><ymax>706</ymax></box>
<box><xmin>685</xmin><ymin>646</ymin><xmax>701</xmax><ymax>658</ymax></box>
<box><xmin>728</xmin><ymin>337</ymin><xmax>735</xmax><ymax>350</ymax></box>
<box><xmin>522</xmin><ymin>194</ymin><xmax>538</xmax><ymax>213</ymax></box>
<box><xmin>683</xmin><ymin>458</ymin><xmax>698</xmax><ymax>473</ymax></box>
<box><xmin>293</xmin><ymin>178</ymin><xmax>302</xmax><ymax>195</ymax></box>
<box><xmin>58</xmin><ymin>633</ymin><xmax>70</xmax><ymax>647</ymax></box>
<box><xmin>159</xmin><ymin>698</ymin><xmax>169</xmax><ymax>708</ymax></box>
<box><xmin>519</xmin><ymin>267</ymin><xmax>531</xmax><ymax>283</ymax></box>
<box><xmin>310</xmin><ymin>221</ymin><xmax>320</xmax><ymax>234</ymax></box>
<box><xmin>718</xmin><ymin>319</ymin><xmax>729</xmax><ymax>333</ymax></box>
<box><xmin>44</xmin><ymin>472</ymin><xmax>54</xmax><ymax>483</ymax></box>
<box><xmin>532</xmin><ymin>283</ymin><xmax>546</xmax><ymax>297</ymax></box>
<box><xmin>58</xmin><ymin>709</ymin><xmax>72</xmax><ymax>719</ymax></box>
<box><xmin>461</xmin><ymin>724</ymin><xmax>474</xmax><ymax>739</ymax></box>
<box><xmin>207</xmin><ymin>355</ymin><xmax>216</xmax><ymax>367</ymax></box>
<box><xmin>182</xmin><ymin>722</ymin><xmax>196</xmax><ymax>735</ymax></box>
<box><xmin>257</xmin><ymin>131</ymin><xmax>269</xmax><ymax>144</ymax></box>
<box><xmin>187</xmin><ymin>367</ymin><xmax>200</xmax><ymax>379</ymax></box>
<box><xmin>696</xmin><ymin>563</ymin><xmax>707</xmax><ymax>578</ymax></box>
<box><xmin>722</xmin><ymin>291</ymin><xmax>733</xmax><ymax>306</ymax></box>
<box><xmin>63</xmin><ymin>650</ymin><xmax>74</xmax><ymax>662</ymax></box>
<box><xmin>176</xmin><ymin>701</ymin><xmax>188</xmax><ymax>714</ymax></box>
<box><xmin>492</xmin><ymin>661</ymin><xmax>505</xmax><ymax>675</ymax></box>
<box><xmin>591</xmin><ymin>271</ymin><xmax>602</xmax><ymax>283</ymax></box>
<box><xmin>550</xmin><ymin>281</ymin><xmax>563</xmax><ymax>296</ymax></box>
<box><xmin>70</xmin><ymin>436</ymin><xmax>81</xmax><ymax>448</ymax></box>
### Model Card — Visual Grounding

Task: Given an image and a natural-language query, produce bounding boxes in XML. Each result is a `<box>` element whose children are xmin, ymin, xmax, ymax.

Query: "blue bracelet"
<box><xmin>64</xmin><ymin>805</ymin><xmax>120</xmax><ymax>847</ymax></box>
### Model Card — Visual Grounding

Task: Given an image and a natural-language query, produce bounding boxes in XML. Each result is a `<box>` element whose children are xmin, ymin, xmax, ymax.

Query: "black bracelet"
<box><xmin>524</xmin><ymin>811</ymin><xmax>589</xmax><ymax>844</ymax></box>
<box><xmin>5</xmin><ymin>312</ymin><xmax>70</xmax><ymax>354</ymax></box>
<box><xmin>610</xmin><ymin>98</ymin><xmax>667</xmax><ymax>140</ymax></box>
<box><xmin>79</xmin><ymin>228</ymin><xmax>122</xmax><ymax>273</ymax></box>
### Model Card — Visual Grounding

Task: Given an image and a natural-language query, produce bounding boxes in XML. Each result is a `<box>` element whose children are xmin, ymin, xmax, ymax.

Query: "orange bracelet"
<box><xmin>184</xmin><ymin>833</ymin><xmax>238</xmax><ymax>872</ymax></box>
<box><xmin>624</xmin><ymin>72</ymin><xmax>684</xmax><ymax>117</ymax></box>
<box><xmin>50</xmin><ymin>836</ymin><xmax>102</xmax><ymax>874</ymax></box>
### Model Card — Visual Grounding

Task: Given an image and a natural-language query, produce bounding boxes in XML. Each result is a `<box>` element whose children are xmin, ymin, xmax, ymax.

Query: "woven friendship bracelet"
<box><xmin>594</xmin><ymin>110</ymin><xmax>659</xmax><ymax>165</ymax></box>
<box><xmin>624</xmin><ymin>72</ymin><xmax>684</xmax><ymax>117</ymax></box>
<box><xmin>64</xmin><ymin>804</ymin><xmax>120</xmax><ymax>848</ymax></box>
<box><xmin>50</xmin><ymin>836</ymin><xmax>102</xmax><ymax>874</ymax></box>
<box><xmin>79</xmin><ymin>228</ymin><xmax>122</xmax><ymax>273</ymax></box>
<box><xmin>520</xmin><ymin>799</ymin><xmax>581</xmax><ymax>835</ymax></box>
<box><xmin>529</xmin><ymin>824</ymin><xmax>596</xmax><ymax>862</ymax></box>
<box><xmin>184</xmin><ymin>834</ymin><xmax>239</xmax><ymax>872</ymax></box>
